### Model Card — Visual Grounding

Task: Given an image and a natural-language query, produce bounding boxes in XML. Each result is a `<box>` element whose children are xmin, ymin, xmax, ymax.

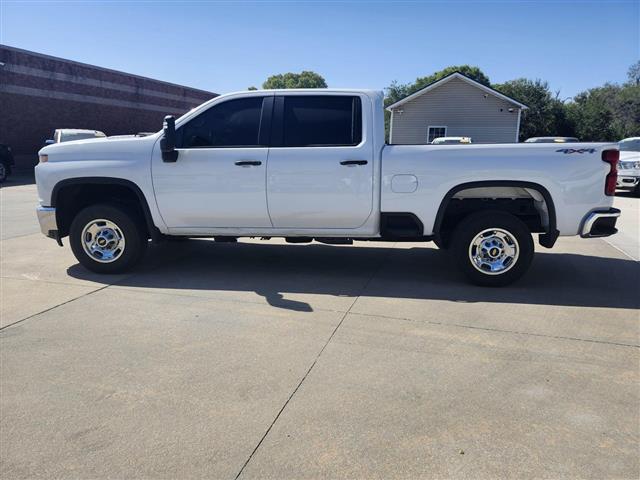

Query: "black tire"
<box><xmin>634</xmin><ymin>184</ymin><xmax>640</xmax><ymax>198</ymax></box>
<box><xmin>0</xmin><ymin>162</ymin><xmax>7</xmax><ymax>183</ymax></box>
<box><xmin>69</xmin><ymin>203</ymin><xmax>148</xmax><ymax>274</ymax></box>
<box><xmin>451</xmin><ymin>211</ymin><xmax>534</xmax><ymax>287</ymax></box>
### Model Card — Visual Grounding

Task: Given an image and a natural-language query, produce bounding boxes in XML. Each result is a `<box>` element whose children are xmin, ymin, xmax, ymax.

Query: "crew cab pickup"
<box><xmin>35</xmin><ymin>89</ymin><xmax>621</xmax><ymax>286</ymax></box>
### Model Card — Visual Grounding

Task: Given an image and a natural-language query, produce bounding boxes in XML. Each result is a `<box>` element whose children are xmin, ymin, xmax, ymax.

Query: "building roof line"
<box><xmin>0</xmin><ymin>43</ymin><xmax>217</xmax><ymax>97</ymax></box>
<box><xmin>386</xmin><ymin>71</ymin><xmax>529</xmax><ymax>111</ymax></box>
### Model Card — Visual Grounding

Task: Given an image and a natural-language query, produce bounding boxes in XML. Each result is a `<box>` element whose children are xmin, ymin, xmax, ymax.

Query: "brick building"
<box><xmin>0</xmin><ymin>45</ymin><xmax>217</xmax><ymax>169</ymax></box>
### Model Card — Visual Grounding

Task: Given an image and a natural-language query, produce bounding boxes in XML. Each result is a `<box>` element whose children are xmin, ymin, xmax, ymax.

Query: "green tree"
<box><xmin>493</xmin><ymin>78</ymin><xmax>574</xmax><ymax>141</ymax></box>
<box><xmin>262</xmin><ymin>71</ymin><xmax>327</xmax><ymax>89</ymax></box>
<box><xmin>628</xmin><ymin>61</ymin><xmax>640</xmax><ymax>85</ymax></box>
<box><xmin>567</xmin><ymin>83</ymin><xmax>640</xmax><ymax>141</ymax></box>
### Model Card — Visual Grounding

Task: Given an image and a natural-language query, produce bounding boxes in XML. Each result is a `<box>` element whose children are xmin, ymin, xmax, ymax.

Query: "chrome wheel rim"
<box><xmin>81</xmin><ymin>219</ymin><xmax>126</xmax><ymax>263</ymax></box>
<box><xmin>468</xmin><ymin>228</ymin><xmax>519</xmax><ymax>275</ymax></box>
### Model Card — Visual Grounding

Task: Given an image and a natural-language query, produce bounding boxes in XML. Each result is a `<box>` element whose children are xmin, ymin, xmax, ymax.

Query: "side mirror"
<box><xmin>160</xmin><ymin>115</ymin><xmax>178</xmax><ymax>163</ymax></box>
<box><xmin>45</xmin><ymin>139</ymin><xmax>55</xmax><ymax>146</ymax></box>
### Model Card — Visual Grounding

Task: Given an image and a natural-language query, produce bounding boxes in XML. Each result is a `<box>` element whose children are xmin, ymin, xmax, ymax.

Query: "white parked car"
<box><xmin>36</xmin><ymin>89</ymin><xmax>621</xmax><ymax>286</ymax></box>
<box><xmin>431</xmin><ymin>136</ymin><xmax>472</xmax><ymax>145</ymax></box>
<box><xmin>524</xmin><ymin>137</ymin><xmax>580</xmax><ymax>143</ymax></box>
<box><xmin>46</xmin><ymin>129</ymin><xmax>106</xmax><ymax>145</ymax></box>
<box><xmin>617</xmin><ymin>137</ymin><xmax>640</xmax><ymax>196</ymax></box>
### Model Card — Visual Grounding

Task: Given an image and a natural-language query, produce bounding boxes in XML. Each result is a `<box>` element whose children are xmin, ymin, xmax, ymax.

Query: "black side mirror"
<box><xmin>160</xmin><ymin>115</ymin><xmax>179</xmax><ymax>163</ymax></box>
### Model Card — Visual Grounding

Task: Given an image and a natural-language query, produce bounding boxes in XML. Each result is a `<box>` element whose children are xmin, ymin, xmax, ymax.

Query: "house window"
<box><xmin>427</xmin><ymin>126</ymin><xmax>447</xmax><ymax>143</ymax></box>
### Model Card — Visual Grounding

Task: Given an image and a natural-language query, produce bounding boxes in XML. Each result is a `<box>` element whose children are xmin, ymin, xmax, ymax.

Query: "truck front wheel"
<box><xmin>69</xmin><ymin>204</ymin><xmax>147</xmax><ymax>274</ymax></box>
<box><xmin>451</xmin><ymin>211</ymin><xmax>534</xmax><ymax>287</ymax></box>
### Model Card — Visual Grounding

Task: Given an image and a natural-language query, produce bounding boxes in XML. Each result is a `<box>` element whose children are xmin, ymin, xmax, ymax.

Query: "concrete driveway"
<box><xmin>1</xmin><ymin>175</ymin><xmax>638</xmax><ymax>479</ymax></box>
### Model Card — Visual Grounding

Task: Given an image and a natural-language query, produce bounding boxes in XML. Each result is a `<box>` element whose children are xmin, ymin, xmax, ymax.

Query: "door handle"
<box><xmin>340</xmin><ymin>160</ymin><xmax>368</xmax><ymax>166</ymax></box>
<box><xmin>234</xmin><ymin>160</ymin><xmax>262</xmax><ymax>167</ymax></box>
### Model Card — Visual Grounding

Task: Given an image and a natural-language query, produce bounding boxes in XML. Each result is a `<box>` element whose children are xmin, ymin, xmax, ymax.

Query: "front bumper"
<box><xmin>616</xmin><ymin>176</ymin><xmax>639</xmax><ymax>189</ymax></box>
<box><xmin>36</xmin><ymin>206</ymin><xmax>62</xmax><ymax>245</ymax></box>
<box><xmin>580</xmin><ymin>208</ymin><xmax>621</xmax><ymax>238</ymax></box>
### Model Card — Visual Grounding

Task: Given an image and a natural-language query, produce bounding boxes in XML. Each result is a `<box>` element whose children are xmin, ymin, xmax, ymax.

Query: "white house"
<box><xmin>387</xmin><ymin>72</ymin><xmax>528</xmax><ymax>144</ymax></box>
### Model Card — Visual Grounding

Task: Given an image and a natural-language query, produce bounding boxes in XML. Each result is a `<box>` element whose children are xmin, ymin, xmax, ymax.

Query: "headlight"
<box><xmin>620</xmin><ymin>161</ymin><xmax>640</xmax><ymax>170</ymax></box>
<box><xmin>620</xmin><ymin>162</ymin><xmax>640</xmax><ymax>170</ymax></box>
<box><xmin>38</xmin><ymin>154</ymin><xmax>48</xmax><ymax>163</ymax></box>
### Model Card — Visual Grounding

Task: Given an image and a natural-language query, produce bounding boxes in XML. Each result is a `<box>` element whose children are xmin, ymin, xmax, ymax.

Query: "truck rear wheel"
<box><xmin>451</xmin><ymin>211</ymin><xmax>533</xmax><ymax>287</ymax></box>
<box><xmin>69</xmin><ymin>204</ymin><xmax>147</xmax><ymax>274</ymax></box>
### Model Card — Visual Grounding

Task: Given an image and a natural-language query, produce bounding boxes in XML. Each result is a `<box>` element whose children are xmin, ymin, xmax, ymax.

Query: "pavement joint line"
<box><xmin>0</xmin><ymin>232</ymin><xmax>42</xmax><ymax>242</ymax></box>
<box><xmin>0</xmin><ymin>248</ymin><xmax>194</xmax><ymax>332</ymax></box>
<box><xmin>603</xmin><ymin>237</ymin><xmax>640</xmax><ymax>262</ymax></box>
<box><xmin>0</xmin><ymin>243</ymin><xmax>380</xmax><ymax>331</ymax></box>
<box><xmin>0</xmin><ymin>284</ymin><xmax>111</xmax><ymax>332</ymax></box>
<box><xmin>348</xmin><ymin>311</ymin><xmax>640</xmax><ymax>349</ymax></box>
<box><xmin>0</xmin><ymin>274</ymin><xmax>109</xmax><ymax>288</ymax></box>
<box><xmin>233</xmin><ymin>242</ymin><xmax>398</xmax><ymax>480</ymax></box>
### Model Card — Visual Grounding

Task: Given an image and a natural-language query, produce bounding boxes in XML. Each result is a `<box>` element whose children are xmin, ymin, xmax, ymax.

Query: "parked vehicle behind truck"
<box><xmin>524</xmin><ymin>137</ymin><xmax>580</xmax><ymax>143</ymax></box>
<box><xmin>45</xmin><ymin>129</ymin><xmax>106</xmax><ymax>145</ymax></box>
<box><xmin>617</xmin><ymin>137</ymin><xmax>640</xmax><ymax>196</ymax></box>
<box><xmin>431</xmin><ymin>136</ymin><xmax>472</xmax><ymax>145</ymax></box>
<box><xmin>36</xmin><ymin>89</ymin><xmax>620</xmax><ymax>286</ymax></box>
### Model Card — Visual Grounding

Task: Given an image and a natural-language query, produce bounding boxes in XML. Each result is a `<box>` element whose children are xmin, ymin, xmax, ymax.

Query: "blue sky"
<box><xmin>1</xmin><ymin>0</ymin><xmax>638</xmax><ymax>98</ymax></box>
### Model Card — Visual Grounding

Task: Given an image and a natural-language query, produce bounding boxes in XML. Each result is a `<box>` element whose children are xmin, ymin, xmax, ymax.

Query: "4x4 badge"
<box><xmin>556</xmin><ymin>148</ymin><xmax>596</xmax><ymax>154</ymax></box>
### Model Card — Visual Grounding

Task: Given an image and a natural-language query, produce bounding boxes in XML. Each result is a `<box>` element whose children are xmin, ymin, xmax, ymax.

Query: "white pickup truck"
<box><xmin>36</xmin><ymin>89</ymin><xmax>621</xmax><ymax>286</ymax></box>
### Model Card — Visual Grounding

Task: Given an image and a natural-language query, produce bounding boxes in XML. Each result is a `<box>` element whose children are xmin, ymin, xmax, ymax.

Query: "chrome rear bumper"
<box><xmin>580</xmin><ymin>208</ymin><xmax>621</xmax><ymax>238</ymax></box>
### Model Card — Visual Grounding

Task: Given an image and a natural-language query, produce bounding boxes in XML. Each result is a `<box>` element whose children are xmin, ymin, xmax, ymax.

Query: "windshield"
<box><xmin>59</xmin><ymin>132</ymin><xmax>105</xmax><ymax>143</ymax></box>
<box><xmin>619</xmin><ymin>139</ymin><xmax>640</xmax><ymax>152</ymax></box>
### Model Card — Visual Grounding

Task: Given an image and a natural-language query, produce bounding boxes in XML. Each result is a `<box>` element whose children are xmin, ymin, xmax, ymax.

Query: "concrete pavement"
<box><xmin>606</xmin><ymin>193</ymin><xmax>640</xmax><ymax>260</ymax></box>
<box><xmin>1</xmin><ymin>176</ymin><xmax>638</xmax><ymax>479</ymax></box>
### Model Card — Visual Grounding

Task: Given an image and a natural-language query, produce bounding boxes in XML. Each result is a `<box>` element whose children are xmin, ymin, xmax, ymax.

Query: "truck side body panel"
<box><xmin>381</xmin><ymin>143</ymin><xmax>615</xmax><ymax>236</ymax></box>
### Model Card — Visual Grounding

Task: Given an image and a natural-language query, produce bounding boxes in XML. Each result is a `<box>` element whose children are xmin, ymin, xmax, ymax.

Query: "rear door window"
<box><xmin>280</xmin><ymin>96</ymin><xmax>362</xmax><ymax>147</ymax></box>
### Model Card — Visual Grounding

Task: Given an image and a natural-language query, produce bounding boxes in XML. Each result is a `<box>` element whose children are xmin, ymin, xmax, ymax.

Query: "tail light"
<box><xmin>602</xmin><ymin>149</ymin><xmax>619</xmax><ymax>196</ymax></box>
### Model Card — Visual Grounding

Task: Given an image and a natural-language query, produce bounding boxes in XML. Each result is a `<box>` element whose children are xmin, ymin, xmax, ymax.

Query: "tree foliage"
<box><xmin>566</xmin><ymin>83</ymin><xmax>640</xmax><ymax>141</ymax></box>
<box><xmin>494</xmin><ymin>78</ymin><xmax>572</xmax><ymax>141</ymax></box>
<box><xmin>628</xmin><ymin>61</ymin><xmax>640</xmax><ymax>86</ymax></box>
<box><xmin>262</xmin><ymin>71</ymin><xmax>327</xmax><ymax>89</ymax></box>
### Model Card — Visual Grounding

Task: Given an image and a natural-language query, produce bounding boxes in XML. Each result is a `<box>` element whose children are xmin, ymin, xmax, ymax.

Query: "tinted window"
<box><xmin>282</xmin><ymin>96</ymin><xmax>361</xmax><ymax>147</ymax></box>
<box><xmin>178</xmin><ymin>97</ymin><xmax>264</xmax><ymax>148</ymax></box>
